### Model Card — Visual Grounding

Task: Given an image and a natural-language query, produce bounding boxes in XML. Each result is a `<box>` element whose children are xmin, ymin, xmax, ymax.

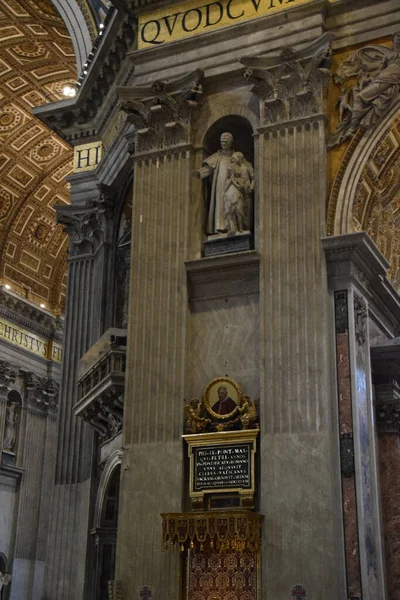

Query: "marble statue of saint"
<box><xmin>223</xmin><ymin>152</ymin><xmax>254</xmax><ymax>234</ymax></box>
<box><xmin>3</xmin><ymin>401</ymin><xmax>17</xmax><ymax>453</ymax></box>
<box><xmin>194</xmin><ymin>132</ymin><xmax>254</xmax><ymax>235</ymax></box>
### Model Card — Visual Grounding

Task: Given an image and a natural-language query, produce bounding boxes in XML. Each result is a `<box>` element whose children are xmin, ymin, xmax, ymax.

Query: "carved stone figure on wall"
<box><xmin>223</xmin><ymin>152</ymin><xmax>254</xmax><ymax>234</ymax></box>
<box><xmin>3</xmin><ymin>401</ymin><xmax>17</xmax><ymax>453</ymax></box>
<box><xmin>329</xmin><ymin>33</ymin><xmax>400</xmax><ymax>148</ymax></box>
<box><xmin>194</xmin><ymin>132</ymin><xmax>254</xmax><ymax>235</ymax></box>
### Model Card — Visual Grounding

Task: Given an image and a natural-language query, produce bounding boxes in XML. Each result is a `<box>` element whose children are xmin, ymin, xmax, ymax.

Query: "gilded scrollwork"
<box><xmin>184</xmin><ymin>377</ymin><xmax>258</xmax><ymax>433</ymax></box>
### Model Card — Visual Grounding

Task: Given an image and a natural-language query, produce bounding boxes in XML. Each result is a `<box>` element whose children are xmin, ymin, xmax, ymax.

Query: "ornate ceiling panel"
<box><xmin>0</xmin><ymin>0</ymin><xmax>76</xmax><ymax>313</ymax></box>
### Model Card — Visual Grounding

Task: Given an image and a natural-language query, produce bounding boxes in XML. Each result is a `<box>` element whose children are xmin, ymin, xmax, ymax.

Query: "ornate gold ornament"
<box><xmin>184</xmin><ymin>377</ymin><xmax>258</xmax><ymax>433</ymax></box>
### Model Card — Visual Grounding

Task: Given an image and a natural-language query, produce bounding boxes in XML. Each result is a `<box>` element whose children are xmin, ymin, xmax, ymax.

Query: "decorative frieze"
<box><xmin>241</xmin><ymin>33</ymin><xmax>333</xmax><ymax>126</ymax></box>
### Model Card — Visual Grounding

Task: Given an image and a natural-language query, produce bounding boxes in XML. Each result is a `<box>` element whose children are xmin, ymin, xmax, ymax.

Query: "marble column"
<box><xmin>10</xmin><ymin>375</ymin><xmax>58</xmax><ymax>600</ymax></box>
<box><xmin>241</xmin><ymin>34</ymin><xmax>344</xmax><ymax>598</ymax></box>
<box><xmin>371</xmin><ymin>340</ymin><xmax>400</xmax><ymax>599</ymax></box>
<box><xmin>43</xmin><ymin>179</ymin><xmax>116</xmax><ymax>599</ymax></box>
<box><xmin>115</xmin><ymin>71</ymin><xmax>203</xmax><ymax>599</ymax></box>
<box><xmin>323</xmin><ymin>232</ymin><xmax>395</xmax><ymax>600</ymax></box>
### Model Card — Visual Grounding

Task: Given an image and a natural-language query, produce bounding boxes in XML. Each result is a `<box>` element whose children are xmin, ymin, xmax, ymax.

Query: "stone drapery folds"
<box><xmin>329</xmin><ymin>33</ymin><xmax>400</xmax><ymax>148</ymax></box>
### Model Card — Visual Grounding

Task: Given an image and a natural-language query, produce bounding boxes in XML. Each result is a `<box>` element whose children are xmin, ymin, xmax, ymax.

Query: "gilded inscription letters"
<box><xmin>138</xmin><ymin>0</ymin><xmax>313</xmax><ymax>48</ymax></box>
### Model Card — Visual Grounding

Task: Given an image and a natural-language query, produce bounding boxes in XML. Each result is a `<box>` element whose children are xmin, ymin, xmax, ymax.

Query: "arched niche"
<box><xmin>93</xmin><ymin>455</ymin><xmax>121</xmax><ymax>600</ymax></box>
<box><xmin>2</xmin><ymin>391</ymin><xmax>22</xmax><ymax>456</ymax></box>
<box><xmin>203</xmin><ymin>115</ymin><xmax>255</xmax><ymax>165</ymax></box>
<box><xmin>93</xmin><ymin>450</ymin><xmax>122</xmax><ymax>531</ymax></box>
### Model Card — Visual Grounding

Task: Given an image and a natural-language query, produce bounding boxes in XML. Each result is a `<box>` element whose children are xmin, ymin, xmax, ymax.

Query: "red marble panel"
<box><xmin>378</xmin><ymin>435</ymin><xmax>400</xmax><ymax>599</ymax></box>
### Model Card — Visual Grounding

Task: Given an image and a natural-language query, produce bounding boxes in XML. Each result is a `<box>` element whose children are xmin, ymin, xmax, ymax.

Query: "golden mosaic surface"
<box><xmin>0</xmin><ymin>0</ymin><xmax>76</xmax><ymax>313</ymax></box>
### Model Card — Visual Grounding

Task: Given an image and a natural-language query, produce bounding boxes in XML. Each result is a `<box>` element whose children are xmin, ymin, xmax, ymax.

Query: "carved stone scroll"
<box><xmin>56</xmin><ymin>184</ymin><xmax>115</xmax><ymax>257</ymax></box>
<box><xmin>118</xmin><ymin>69</ymin><xmax>203</xmax><ymax>153</ymax></box>
<box><xmin>241</xmin><ymin>33</ymin><xmax>333</xmax><ymax>125</ymax></box>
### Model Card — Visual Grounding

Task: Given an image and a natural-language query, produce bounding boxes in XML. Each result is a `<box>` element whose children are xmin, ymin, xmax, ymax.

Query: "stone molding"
<box><xmin>0</xmin><ymin>289</ymin><xmax>63</xmax><ymax>342</ymax></box>
<box><xmin>118</xmin><ymin>69</ymin><xmax>204</xmax><ymax>153</ymax></box>
<box><xmin>185</xmin><ymin>250</ymin><xmax>260</xmax><ymax>302</ymax></box>
<box><xmin>33</xmin><ymin>10</ymin><xmax>136</xmax><ymax>140</ymax></box>
<box><xmin>241</xmin><ymin>32</ymin><xmax>333</xmax><ymax>126</ymax></box>
<box><xmin>56</xmin><ymin>184</ymin><xmax>116</xmax><ymax>257</ymax></box>
<box><xmin>322</xmin><ymin>232</ymin><xmax>400</xmax><ymax>327</ymax></box>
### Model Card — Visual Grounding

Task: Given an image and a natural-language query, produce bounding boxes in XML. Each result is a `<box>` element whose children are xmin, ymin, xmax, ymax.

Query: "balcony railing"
<box><xmin>76</xmin><ymin>329</ymin><xmax>126</xmax><ymax>442</ymax></box>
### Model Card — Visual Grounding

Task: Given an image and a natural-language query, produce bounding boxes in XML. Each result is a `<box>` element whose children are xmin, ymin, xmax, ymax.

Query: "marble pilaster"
<box><xmin>323</xmin><ymin>232</ymin><xmax>400</xmax><ymax>600</ymax></box>
<box><xmin>115</xmin><ymin>72</ymin><xmax>203</xmax><ymax>599</ymax></box>
<box><xmin>241</xmin><ymin>34</ymin><xmax>344</xmax><ymax>599</ymax></box>
<box><xmin>43</xmin><ymin>179</ymin><xmax>116</xmax><ymax>599</ymax></box>
<box><xmin>371</xmin><ymin>340</ymin><xmax>400</xmax><ymax>599</ymax></box>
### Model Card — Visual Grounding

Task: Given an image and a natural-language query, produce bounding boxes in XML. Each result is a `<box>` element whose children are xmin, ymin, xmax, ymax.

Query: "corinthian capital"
<box><xmin>24</xmin><ymin>372</ymin><xmax>59</xmax><ymax>416</ymax></box>
<box><xmin>0</xmin><ymin>361</ymin><xmax>17</xmax><ymax>395</ymax></box>
<box><xmin>56</xmin><ymin>184</ymin><xmax>115</xmax><ymax>257</ymax></box>
<box><xmin>241</xmin><ymin>33</ymin><xmax>333</xmax><ymax>126</ymax></box>
<box><xmin>118</xmin><ymin>69</ymin><xmax>203</xmax><ymax>153</ymax></box>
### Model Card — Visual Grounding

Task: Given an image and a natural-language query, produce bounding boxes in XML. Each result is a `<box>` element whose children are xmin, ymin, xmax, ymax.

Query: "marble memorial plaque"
<box><xmin>193</xmin><ymin>442</ymin><xmax>252</xmax><ymax>492</ymax></box>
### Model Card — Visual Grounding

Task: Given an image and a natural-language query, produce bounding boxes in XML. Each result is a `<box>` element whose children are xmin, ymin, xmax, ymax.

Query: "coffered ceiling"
<box><xmin>0</xmin><ymin>0</ymin><xmax>79</xmax><ymax>314</ymax></box>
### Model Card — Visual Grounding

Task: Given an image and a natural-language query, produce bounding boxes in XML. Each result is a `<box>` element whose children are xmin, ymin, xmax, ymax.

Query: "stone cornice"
<box><xmin>32</xmin><ymin>8</ymin><xmax>135</xmax><ymax>142</ymax></box>
<box><xmin>0</xmin><ymin>289</ymin><xmax>63</xmax><ymax>342</ymax></box>
<box><xmin>322</xmin><ymin>233</ymin><xmax>400</xmax><ymax>329</ymax></box>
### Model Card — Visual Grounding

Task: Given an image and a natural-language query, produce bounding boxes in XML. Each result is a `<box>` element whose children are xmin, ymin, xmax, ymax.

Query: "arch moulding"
<box><xmin>93</xmin><ymin>449</ymin><xmax>122</xmax><ymax>529</ymax></box>
<box><xmin>328</xmin><ymin>100</ymin><xmax>400</xmax><ymax>236</ymax></box>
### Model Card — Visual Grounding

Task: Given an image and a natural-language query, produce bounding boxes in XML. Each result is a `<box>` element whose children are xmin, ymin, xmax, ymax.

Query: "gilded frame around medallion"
<box><xmin>202</xmin><ymin>376</ymin><xmax>243</xmax><ymax>421</ymax></box>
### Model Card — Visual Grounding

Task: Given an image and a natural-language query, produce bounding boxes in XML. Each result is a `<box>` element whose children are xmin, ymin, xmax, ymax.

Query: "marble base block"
<box><xmin>203</xmin><ymin>231</ymin><xmax>252</xmax><ymax>257</ymax></box>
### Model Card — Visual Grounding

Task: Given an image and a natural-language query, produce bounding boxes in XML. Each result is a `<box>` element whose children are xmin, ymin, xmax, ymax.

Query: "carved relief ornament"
<box><xmin>23</xmin><ymin>372</ymin><xmax>59</xmax><ymax>416</ymax></box>
<box><xmin>329</xmin><ymin>33</ymin><xmax>400</xmax><ymax>148</ymax></box>
<box><xmin>56</xmin><ymin>184</ymin><xmax>115</xmax><ymax>257</ymax></box>
<box><xmin>241</xmin><ymin>33</ymin><xmax>333</xmax><ymax>126</ymax></box>
<box><xmin>0</xmin><ymin>361</ymin><xmax>17</xmax><ymax>395</ymax></box>
<box><xmin>118</xmin><ymin>69</ymin><xmax>204</xmax><ymax>153</ymax></box>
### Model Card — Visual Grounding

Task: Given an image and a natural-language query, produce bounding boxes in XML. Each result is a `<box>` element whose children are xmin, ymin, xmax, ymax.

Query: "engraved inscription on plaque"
<box><xmin>193</xmin><ymin>443</ymin><xmax>252</xmax><ymax>492</ymax></box>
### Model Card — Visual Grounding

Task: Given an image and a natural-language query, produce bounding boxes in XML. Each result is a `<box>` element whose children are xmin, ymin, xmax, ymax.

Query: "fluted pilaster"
<box><xmin>43</xmin><ymin>182</ymin><xmax>116</xmax><ymax>599</ymax></box>
<box><xmin>242</xmin><ymin>34</ymin><xmax>343</xmax><ymax>598</ymax></box>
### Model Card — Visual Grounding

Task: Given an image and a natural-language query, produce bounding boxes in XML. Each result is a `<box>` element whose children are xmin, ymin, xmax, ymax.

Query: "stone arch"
<box><xmin>193</xmin><ymin>100</ymin><xmax>259</xmax><ymax>148</ymax></box>
<box><xmin>328</xmin><ymin>100</ymin><xmax>400</xmax><ymax>236</ymax></box>
<box><xmin>51</xmin><ymin>0</ymin><xmax>93</xmax><ymax>70</ymax></box>
<box><xmin>93</xmin><ymin>450</ymin><xmax>122</xmax><ymax>530</ymax></box>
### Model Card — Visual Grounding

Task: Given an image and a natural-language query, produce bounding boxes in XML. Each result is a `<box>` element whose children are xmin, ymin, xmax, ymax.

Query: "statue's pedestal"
<box><xmin>203</xmin><ymin>231</ymin><xmax>252</xmax><ymax>257</ymax></box>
